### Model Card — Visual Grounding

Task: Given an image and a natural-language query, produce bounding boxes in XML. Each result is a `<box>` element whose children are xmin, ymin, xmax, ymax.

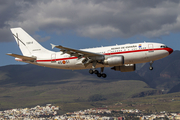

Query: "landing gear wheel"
<box><xmin>94</xmin><ymin>70</ymin><xmax>99</xmax><ymax>74</ymax></box>
<box><xmin>102</xmin><ymin>73</ymin><xmax>107</xmax><ymax>78</ymax></box>
<box><xmin>89</xmin><ymin>69</ymin><xmax>94</xmax><ymax>74</ymax></box>
<box><xmin>97</xmin><ymin>73</ymin><xmax>102</xmax><ymax>77</ymax></box>
<box><xmin>89</xmin><ymin>66</ymin><xmax>107</xmax><ymax>78</ymax></box>
<box><xmin>149</xmin><ymin>67</ymin><xmax>153</xmax><ymax>70</ymax></box>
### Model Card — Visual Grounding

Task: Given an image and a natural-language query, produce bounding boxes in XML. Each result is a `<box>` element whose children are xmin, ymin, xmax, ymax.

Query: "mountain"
<box><xmin>0</xmin><ymin>51</ymin><xmax>180</xmax><ymax>92</ymax></box>
<box><xmin>1</xmin><ymin>51</ymin><xmax>180</xmax><ymax>112</ymax></box>
<box><xmin>137</xmin><ymin>50</ymin><xmax>180</xmax><ymax>92</ymax></box>
<box><xmin>168</xmin><ymin>83</ymin><xmax>180</xmax><ymax>93</ymax></box>
<box><xmin>0</xmin><ymin>64</ymin><xmax>151</xmax><ymax>112</ymax></box>
<box><xmin>1</xmin><ymin>50</ymin><xmax>180</xmax><ymax>91</ymax></box>
<box><xmin>0</xmin><ymin>64</ymin><xmax>144</xmax><ymax>87</ymax></box>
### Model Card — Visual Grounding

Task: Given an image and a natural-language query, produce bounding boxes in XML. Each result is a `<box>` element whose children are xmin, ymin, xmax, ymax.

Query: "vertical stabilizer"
<box><xmin>10</xmin><ymin>28</ymin><xmax>52</xmax><ymax>56</ymax></box>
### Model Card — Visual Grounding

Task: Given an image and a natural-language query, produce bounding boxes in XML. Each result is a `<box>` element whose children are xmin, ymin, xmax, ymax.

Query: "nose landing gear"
<box><xmin>149</xmin><ymin>61</ymin><xmax>153</xmax><ymax>70</ymax></box>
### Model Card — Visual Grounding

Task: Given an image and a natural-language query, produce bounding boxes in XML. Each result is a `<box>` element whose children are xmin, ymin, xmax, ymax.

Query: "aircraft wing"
<box><xmin>6</xmin><ymin>53</ymin><xmax>36</xmax><ymax>61</ymax></box>
<box><xmin>51</xmin><ymin>44</ymin><xmax>103</xmax><ymax>57</ymax></box>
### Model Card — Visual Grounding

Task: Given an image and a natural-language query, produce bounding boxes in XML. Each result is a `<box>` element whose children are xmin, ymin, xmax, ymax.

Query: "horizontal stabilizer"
<box><xmin>6</xmin><ymin>53</ymin><xmax>36</xmax><ymax>61</ymax></box>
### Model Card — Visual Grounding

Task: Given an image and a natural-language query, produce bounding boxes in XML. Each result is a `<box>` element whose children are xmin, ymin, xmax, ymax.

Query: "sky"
<box><xmin>1</xmin><ymin>0</ymin><xmax>180</xmax><ymax>66</ymax></box>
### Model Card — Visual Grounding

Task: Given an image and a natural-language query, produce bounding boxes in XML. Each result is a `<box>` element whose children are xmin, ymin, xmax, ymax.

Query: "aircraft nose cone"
<box><xmin>168</xmin><ymin>48</ymin><xmax>173</xmax><ymax>55</ymax></box>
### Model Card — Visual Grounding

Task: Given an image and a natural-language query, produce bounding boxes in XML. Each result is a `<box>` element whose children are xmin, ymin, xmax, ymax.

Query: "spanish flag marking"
<box><xmin>62</xmin><ymin>60</ymin><xmax>66</xmax><ymax>64</ymax></box>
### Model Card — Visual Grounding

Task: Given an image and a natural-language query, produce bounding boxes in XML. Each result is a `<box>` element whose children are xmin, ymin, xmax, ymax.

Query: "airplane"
<box><xmin>7</xmin><ymin>28</ymin><xmax>173</xmax><ymax>78</ymax></box>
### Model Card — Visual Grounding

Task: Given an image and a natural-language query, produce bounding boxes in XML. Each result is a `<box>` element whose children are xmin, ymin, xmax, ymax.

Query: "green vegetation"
<box><xmin>1</xmin><ymin>76</ymin><xmax>180</xmax><ymax>114</ymax></box>
<box><xmin>88</xmin><ymin>94</ymin><xmax>107</xmax><ymax>102</ymax></box>
<box><xmin>0</xmin><ymin>78</ymin><xmax>153</xmax><ymax>114</ymax></box>
<box><xmin>0</xmin><ymin>76</ymin><xmax>180</xmax><ymax>115</ymax></box>
<box><xmin>110</xmin><ymin>92</ymin><xmax>180</xmax><ymax>113</ymax></box>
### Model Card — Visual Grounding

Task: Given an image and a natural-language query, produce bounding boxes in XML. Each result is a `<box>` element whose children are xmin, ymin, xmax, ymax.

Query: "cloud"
<box><xmin>0</xmin><ymin>0</ymin><xmax>40</xmax><ymax>42</ymax></box>
<box><xmin>1</xmin><ymin>0</ymin><xmax>180</xmax><ymax>42</ymax></box>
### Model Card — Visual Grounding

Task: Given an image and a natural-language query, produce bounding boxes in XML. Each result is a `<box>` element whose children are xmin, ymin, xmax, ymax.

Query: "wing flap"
<box><xmin>7</xmin><ymin>53</ymin><xmax>36</xmax><ymax>61</ymax></box>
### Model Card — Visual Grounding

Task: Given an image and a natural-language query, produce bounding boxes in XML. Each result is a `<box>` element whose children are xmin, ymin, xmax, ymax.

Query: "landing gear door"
<box><xmin>148</xmin><ymin>44</ymin><xmax>154</xmax><ymax>52</ymax></box>
<box><xmin>51</xmin><ymin>53</ymin><xmax>56</xmax><ymax>63</ymax></box>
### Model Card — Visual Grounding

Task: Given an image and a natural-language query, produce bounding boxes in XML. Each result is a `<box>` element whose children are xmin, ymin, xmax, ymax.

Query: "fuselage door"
<box><xmin>148</xmin><ymin>44</ymin><xmax>154</xmax><ymax>52</ymax></box>
<box><xmin>51</xmin><ymin>53</ymin><xmax>56</xmax><ymax>63</ymax></box>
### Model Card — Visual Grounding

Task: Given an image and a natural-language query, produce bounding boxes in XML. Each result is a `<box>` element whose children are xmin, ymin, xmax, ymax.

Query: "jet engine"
<box><xmin>111</xmin><ymin>64</ymin><xmax>136</xmax><ymax>72</ymax></box>
<box><xmin>104</xmin><ymin>55</ymin><xmax>124</xmax><ymax>66</ymax></box>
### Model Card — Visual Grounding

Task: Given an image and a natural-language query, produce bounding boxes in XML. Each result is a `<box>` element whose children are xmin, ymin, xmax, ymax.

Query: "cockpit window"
<box><xmin>161</xmin><ymin>45</ymin><xmax>168</xmax><ymax>48</ymax></box>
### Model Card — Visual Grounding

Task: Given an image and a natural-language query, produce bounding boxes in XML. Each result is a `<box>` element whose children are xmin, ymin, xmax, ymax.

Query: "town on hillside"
<box><xmin>0</xmin><ymin>104</ymin><xmax>180</xmax><ymax>119</ymax></box>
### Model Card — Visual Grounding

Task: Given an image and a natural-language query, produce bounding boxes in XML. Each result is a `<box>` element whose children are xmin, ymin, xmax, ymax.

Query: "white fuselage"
<box><xmin>28</xmin><ymin>42</ymin><xmax>172</xmax><ymax>70</ymax></box>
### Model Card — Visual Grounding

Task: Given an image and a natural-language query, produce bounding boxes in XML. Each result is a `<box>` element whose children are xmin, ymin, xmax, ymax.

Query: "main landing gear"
<box><xmin>149</xmin><ymin>61</ymin><xmax>153</xmax><ymax>70</ymax></box>
<box><xmin>89</xmin><ymin>61</ymin><xmax>107</xmax><ymax>78</ymax></box>
<box><xmin>89</xmin><ymin>68</ymin><xmax>107</xmax><ymax>78</ymax></box>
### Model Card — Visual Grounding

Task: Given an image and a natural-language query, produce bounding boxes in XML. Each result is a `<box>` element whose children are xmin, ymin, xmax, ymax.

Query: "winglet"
<box><xmin>6</xmin><ymin>53</ymin><xmax>13</xmax><ymax>56</ymax></box>
<box><xmin>50</xmin><ymin>43</ymin><xmax>56</xmax><ymax>49</ymax></box>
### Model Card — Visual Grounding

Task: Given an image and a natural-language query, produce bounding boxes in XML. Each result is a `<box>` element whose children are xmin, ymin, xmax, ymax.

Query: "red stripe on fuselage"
<box><xmin>36</xmin><ymin>48</ymin><xmax>171</xmax><ymax>62</ymax></box>
<box><xmin>37</xmin><ymin>57</ymin><xmax>77</xmax><ymax>62</ymax></box>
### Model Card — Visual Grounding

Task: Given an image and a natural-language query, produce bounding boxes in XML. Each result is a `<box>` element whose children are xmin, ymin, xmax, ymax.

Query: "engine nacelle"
<box><xmin>111</xmin><ymin>64</ymin><xmax>136</xmax><ymax>72</ymax></box>
<box><xmin>89</xmin><ymin>56</ymin><xmax>105</xmax><ymax>61</ymax></box>
<box><xmin>104</xmin><ymin>55</ymin><xmax>124</xmax><ymax>66</ymax></box>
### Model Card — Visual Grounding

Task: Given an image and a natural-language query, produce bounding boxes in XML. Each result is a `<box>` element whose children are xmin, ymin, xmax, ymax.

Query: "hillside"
<box><xmin>1</xmin><ymin>51</ymin><xmax>180</xmax><ymax>113</ymax></box>
<box><xmin>0</xmin><ymin>65</ymin><xmax>153</xmax><ymax>113</ymax></box>
<box><xmin>2</xmin><ymin>51</ymin><xmax>180</xmax><ymax>90</ymax></box>
<box><xmin>137</xmin><ymin>50</ymin><xmax>180</xmax><ymax>92</ymax></box>
<box><xmin>0</xmin><ymin>64</ymin><xmax>143</xmax><ymax>86</ymax></box>
<box><xmin>110</xmin><ymin>91</ymin><xmax>180</xmax><ymax>113</ymax></box>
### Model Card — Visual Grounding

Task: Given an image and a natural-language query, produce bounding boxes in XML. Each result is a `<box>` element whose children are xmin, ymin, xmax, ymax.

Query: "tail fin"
<box><xmin>10</xmin><ymin>27</ymin><xmax>52</xmax><ymax>56</ymax></box>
